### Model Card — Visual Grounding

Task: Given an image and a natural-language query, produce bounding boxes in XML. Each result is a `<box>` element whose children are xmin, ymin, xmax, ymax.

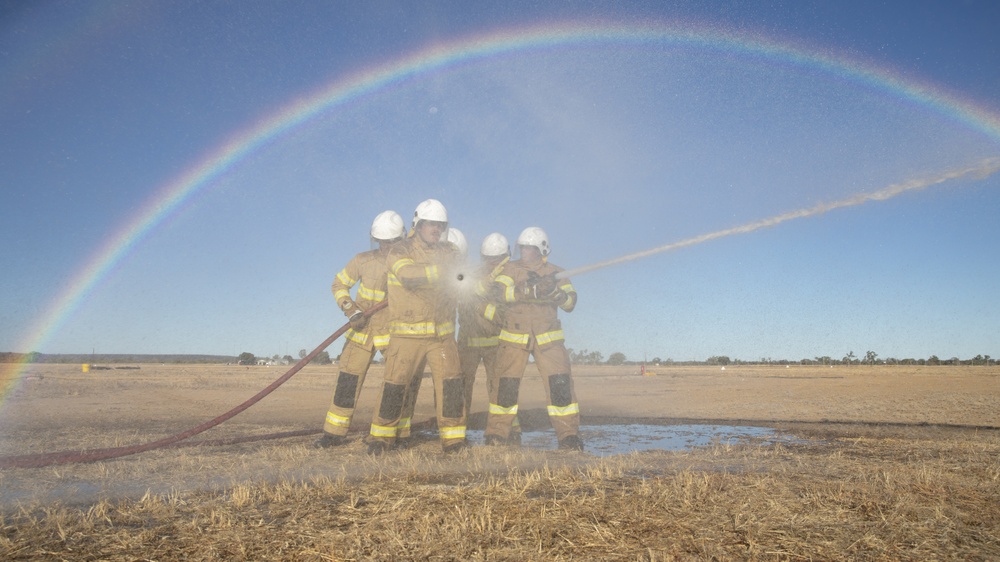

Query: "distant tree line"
<box><xmin>0</xmin><ymin>352</ymin><xmax>237</xmax><ymax>364</ymax></box>
<box><xmin>4</xmin><ymin>350</ymin><xmax>994</xmax><ymax>368</ymax></box>
<box><xmin>565</xmin><ymin>350</ymin><xmax>996</xmax><ymax>367</ymax></box>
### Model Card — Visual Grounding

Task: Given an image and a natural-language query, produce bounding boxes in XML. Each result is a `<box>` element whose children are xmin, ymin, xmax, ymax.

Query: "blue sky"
<box><xmin>2</xmin><ymin>1</ymin><xmax>998</xmax><ymax>362</ymax></box>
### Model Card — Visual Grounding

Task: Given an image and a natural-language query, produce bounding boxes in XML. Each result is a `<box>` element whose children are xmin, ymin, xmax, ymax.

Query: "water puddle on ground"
<box><xmin>467</xmin><ymin>424</ymin><xmax>797</xmax><ymax>456</ymax></box>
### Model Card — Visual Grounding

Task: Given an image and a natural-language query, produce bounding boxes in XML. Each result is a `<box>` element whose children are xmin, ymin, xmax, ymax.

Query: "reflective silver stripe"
<box><xmin>336</xmin><ymin>269</ymin><xmax>356</xmax><ymax>286</ymax></box>
<box><xmin>370</xmin><ymin>424</ymin><xmax>397</xmax><ymax>437</ymax></box>
<box><xmin>346</xmin><ymin>329</ymin><xmax>369</xmax><ymax>346</ymax></box>
<box><xmin>439</xmin><ymin>425</ymin><xmax>466</xmax><ymax>440</ymax></box>
<box><xmin>357</xmin><ymin>284</ymin><xmax>386</xmax><ymax>301</ymax></box>
<box><xmin>547</xmin><ymin>403</ymin><xmax>580</xmax><ymax>417</ymax></box>
<box><xmin>333</xmin><ymin>288</ymin><xmax>351</xmax><ymax>302</ymax></box>
<box><xmin>489</xmin><ymin>402</ymin><xmax>518</xmax><ymax>415</ymax></box>
<box><xmin>391</xmin><ymin>321</ymin><xmax>437</xmax><ymax>336</ymax></box>
<box><xmin>499</xmin><ymin>330</ymin><xmax>529</xmax><ymax>345</ymax></box>
<box><xmin>325</xmin><ymin>412</ymin><xmax>350</xmax><ymax>428</ymax></box>
<box><xmin>535</xmin><ymin>329</ymin><xmax>565</xmax><ymax>346</ymax></box>
<box><xmin>390</xmin><ymin>321</ymin><xmax>455</xmax><ymax>337</ymax></box>
<box><xmin>484</xmin><ymin>303</ymin><xmax>496</xmax><ymax>321</ymax></box>
<box><xmin>372</xmin><ymin>334</ymin><xmax>391</xmax><ymax>349</ymax></box>
<box><xmin>391</xmin><ymin>258</ymin><xmax>415</xmax><ymax>276</ymax></box>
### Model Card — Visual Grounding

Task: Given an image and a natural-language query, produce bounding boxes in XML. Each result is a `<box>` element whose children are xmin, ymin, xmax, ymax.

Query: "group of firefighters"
<box><xmin>314</xmin><ymin>198</ymin><xmax>583</xmax><ymax>455</ymax></box>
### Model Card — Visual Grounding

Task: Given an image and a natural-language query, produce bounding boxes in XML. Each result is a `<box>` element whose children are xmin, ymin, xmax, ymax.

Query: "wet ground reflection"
<box><xmin>468</xmin><ymin>424</ymin><xmax>798</xmax><ymax>456</ymax></box>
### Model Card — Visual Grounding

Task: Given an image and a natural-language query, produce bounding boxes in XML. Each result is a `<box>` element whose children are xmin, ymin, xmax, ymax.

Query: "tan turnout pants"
<box><xmin>322</xmin><ymin>340</ymin><xmax>377</xmax><ymax>437</ymax></box>
<box><xmin>486</xmin><ymin>337</ymin><xmax>579</xmax><ymax>441</ymax></box>
<box><xmin>369</xmin><ymin>336</ymin><xmax>466</xmax><ymax>448</ymax></box>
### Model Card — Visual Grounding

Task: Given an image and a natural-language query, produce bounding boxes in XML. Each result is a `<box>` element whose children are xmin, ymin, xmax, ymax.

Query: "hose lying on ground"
<box><xmin>0</xmin><ymin>302</ymin><xmax>387</xmax><ymax>469</ymax></box>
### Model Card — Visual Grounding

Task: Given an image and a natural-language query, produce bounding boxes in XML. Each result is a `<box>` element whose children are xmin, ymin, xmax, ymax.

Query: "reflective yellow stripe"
<box><xmin>558</xmin><ymin>280</ymin><xmax>574</xmax><ymax>293</ymax></box>
<box><xmin>396</xmin><ymin>417</ymin><xmax>411</xmax><ymax>438</ymax></box>
<box><xmin>560</xmin><ymin>292</ymin><xmax>576</xmax><ymax>311</ymax></box>
<box><xmin>425</xmin><ymin>265</ymin><xmax>439</xmax><ymax>283</ymax></box>
<box><xmin>391</xmin><ymin>321</ymin><xmax>437</xmax><ymax>336</ymax></box>
<box><xmin>390</xmin><ymin>321</ymin><xmax>455</xmax><ymax>337</ymax></box>
<box><xmin>372</xmin><ymin>334</ymin><xmax>391</xmax><ymax>350</ymax></box>
<box><xmin>334</xmin><ymin>289</ymin><xmax>351</xmax><ymax>302</ymax></box>
<box><xmin>512</xmin><ymin>416</ymin><xmax>521</xmax><ymax>428</ymax></box>
<box><xmin>499</xmin><ymin>330</ymin><xmax>529</xmax><ymax>345</ymax></box>
<box><xmin>369</xmin><ymin>424</ymin><xmax>397</xmax><ymax>438</ymax></box>
<box><xmin>489</xmin><ymin>402</ymin><xmax>518</xmax><ymax>416</ymax></box>
<box><xmin>325</xmin><ymin>412</ymin><xmax>351</xmax><ymax>428</ymax></box>
<box><xmin>484</xmin><ymin>303</ymin><xmax>496</xmax><ymax>321</ymax></box>
<box><xmin>346</xmin><ymin>329</ymin><xmax>369</xmax><ymax>346</ymax></box>
<box><xmin>336</xmin><ymin>269</ymin><xmax>356</xmax><ymax>286</ymax></box>
<box><xmin>547</xmin><ymin>403</ymin><xmax>580</xmax><ymax>417</ymax></box>
<box><xmin>391</xmin><ymin>258</ymin><xmax>415</xmax><ymax>276</ymax></box>
<box><xmin>536</xmin><ymin>329</ymin><xmax>565</xmax><ymax>346</ymax></box>
<box><xmin>468</xmin><ymin>336</ymin><xmax>499</xmax><ymax>347</ymax></box>
<box><xmin>439</xmin><ymin>425</ymin><xmax>466</xmax><ymax>440</ymax></box>
<box><xmin>496</xmin><ymin>275</ymin><xmax>515</xmax><ymax>302</ymax></box>
<box><xmin>357</xmin><ymin>284</ymin><xmax>386</xmax><ymax>302</ymax></box>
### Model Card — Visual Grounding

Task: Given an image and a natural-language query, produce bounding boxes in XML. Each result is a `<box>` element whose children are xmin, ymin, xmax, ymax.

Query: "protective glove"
<box><xmin>349</xmin><ymin>310</ymin><xmax>368</xmax><ymax>330</ymax></box>
<box><xmin>548</xmin><ymin>289</ymin><xmax>569</xmax><ymax>306</ymax></box>
<box><xmin>533</xmin><ymin>274</ymin><xmax>559</xmax><ymax>299</ymax></box>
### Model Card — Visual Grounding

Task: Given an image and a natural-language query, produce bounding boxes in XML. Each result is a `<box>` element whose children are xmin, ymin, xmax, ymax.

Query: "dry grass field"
<box><xmin>1</xmin><ymin>363</ymin><xmax>998</xmax><ymax>560</ymax></box>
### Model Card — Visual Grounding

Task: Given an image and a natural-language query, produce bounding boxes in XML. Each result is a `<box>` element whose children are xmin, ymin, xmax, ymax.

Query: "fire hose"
<box><xmin>0</xmin><ymin>301</ymin><xmax>387</xmax><ymax>469</ymax></box>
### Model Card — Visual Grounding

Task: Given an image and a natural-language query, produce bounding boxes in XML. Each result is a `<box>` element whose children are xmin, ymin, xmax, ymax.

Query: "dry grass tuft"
<box><xmin>2</xmin><ymin>428</ymin><xmax>999</xmax><ymax>561</ymax></box>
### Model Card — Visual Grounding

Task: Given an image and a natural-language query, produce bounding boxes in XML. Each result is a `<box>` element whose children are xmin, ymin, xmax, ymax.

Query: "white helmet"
<box><xmin>413</xmin><ymin>198</ymin><xmax>448</xmax><ymax>229</ymax></box>
<box><xmin>446</xmin><ymin>228</ymin><xmax>468</xmax><ymax>258</ymax></box>
<box><xmin>517</xmin><ymin>226</ymin><xmax>550</xmax><ymax>256</ymax></box>
<box><xmin>370</xmin><ymin>210</ymin><xmax>405</xmax><ymax>241</ymax></box>
<box><xmin>480</xmin><ymin>232</ymin><xmax>509</xmax><ymax>258</ymax></box>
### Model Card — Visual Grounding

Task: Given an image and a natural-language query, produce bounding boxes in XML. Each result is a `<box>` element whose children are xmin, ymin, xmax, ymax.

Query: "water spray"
<box><xmin>556</xmin><ymin>157</ymin><xmax>1000</xmax><ymax>279</ymax></box>
<box><xmin>6</xmin><ymin>160</ymin><xmax>997</xmax><ymax>468</ymax></box>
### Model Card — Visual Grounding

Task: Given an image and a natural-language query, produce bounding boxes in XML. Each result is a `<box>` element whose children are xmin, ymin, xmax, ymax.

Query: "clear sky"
<box><xmin>2</xmin><ymin>1</ymin><xmax>998</xmax><ymax>363</ymax></box>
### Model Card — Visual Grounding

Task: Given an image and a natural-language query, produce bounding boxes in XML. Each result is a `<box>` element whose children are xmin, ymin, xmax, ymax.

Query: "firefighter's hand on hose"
<box><xmin>523</xmin><ymin>273</ymin><xmax>559</xmax><ymax>300</ymax></box>
<box><xmin>349</xmin><ymin>310</ymin><xmax>368</xmax><ymax>330</ymax></box>
<box><xmin>548</xmin><ymin>289</ymin><xmax>569</xmax><ymax>305</ymax></box>
<box><xmin>533</xmin><ymin>274</ymin><xmax>559</xmax><ymax>299</ymax></box>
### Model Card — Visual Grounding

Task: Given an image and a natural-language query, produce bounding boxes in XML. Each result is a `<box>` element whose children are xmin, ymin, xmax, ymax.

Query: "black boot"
<box><xmin>483</xmin><ymin>434</ymin><xmax>506</xmax><ymax>446</ymax></box>
<box><xmin>443</xmin><ymin>441</ymin><xmax>468</xmax><ymax>454</ymax></box>
<box><xmin>557</xmin><ymin>435</ymin><xmax>584</xmax><ymax>451</ymax></box>
<box><xmin>313</xmin><ymin>433</ymin><xmax>347</xmax><ymax>449</ymax></box>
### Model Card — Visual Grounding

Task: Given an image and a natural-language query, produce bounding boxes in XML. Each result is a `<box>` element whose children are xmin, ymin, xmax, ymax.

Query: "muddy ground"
<box><xmin>1</xmin><ymin>363</ymin><xmax>997</xmax><ymax>507</ymax></box>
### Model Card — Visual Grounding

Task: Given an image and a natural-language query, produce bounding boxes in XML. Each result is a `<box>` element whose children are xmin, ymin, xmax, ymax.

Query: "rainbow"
<box><xmin>4</xmin><ymin>21</ymin><xmax>1000</xmax><ymax>401</ymax></box>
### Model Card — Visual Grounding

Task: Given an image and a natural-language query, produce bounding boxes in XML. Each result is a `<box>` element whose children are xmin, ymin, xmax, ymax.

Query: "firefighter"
<box><xmin>367</xmin><ymin>199</ymin><xmax>468</xmax><ymax>455</ymax></box>
<box><xmin>395</xmin><ymin>227</ymin><xmax>467</xmax><ymax>446</ymax></box>
<box><xmin>315</xmin><ymin>210</ymin><xmax>405</xmax><ymax>448</ymax></box>
<box><xmin>483</xmin><ymin>226</ymin><xmax>583</xmax><ymax>450</ymax></box>
<box><xmin>457</xmin><ymin>233</ymin><xmax>510</xmax><ymax>417</ymax></box>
